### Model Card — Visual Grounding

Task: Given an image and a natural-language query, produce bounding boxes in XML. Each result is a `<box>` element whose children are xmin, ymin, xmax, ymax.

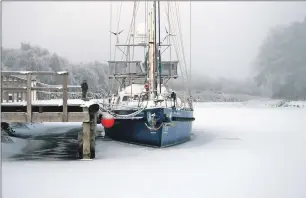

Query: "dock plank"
<box><xmin>1</xmin><ymin>112</ymin><xmax>89</xmax><ymax>122</ymax></box>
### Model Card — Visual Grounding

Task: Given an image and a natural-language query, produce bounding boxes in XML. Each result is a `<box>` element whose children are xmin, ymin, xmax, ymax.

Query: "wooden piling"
<box><xmin>77</xmin><ymin>104</ymin><xmax>99</xmax><ymax>159</ymax></box>
<box><xmin>90</xmin><ymin>111</ymin><xmax>97</xmax><ymax>159</ymax></box>
<box><xmin>26</xmin><ymin>73</ymin><xmax>32</xmax><ymax>122</ymax></box>
<box><xmin>1</xmin><ymin>74</ymin><xmax>3</xmax><ymax>103</ymax></box>
<box><xmin>82</xmin><ymin>121</ymin><xmax>91</xmax><ymax>159</ymax></box>
<box><xmin>62</xmin><ymin>73</ymin><xmax>68</xmax><ymax>122</ymax></box>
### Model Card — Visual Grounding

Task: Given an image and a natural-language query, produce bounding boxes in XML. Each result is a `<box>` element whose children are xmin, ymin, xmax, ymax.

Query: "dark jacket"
<box><xmin>81</xmin><ymin>82</ymin><xmax>88</xmax><ymax>91</ymax></box>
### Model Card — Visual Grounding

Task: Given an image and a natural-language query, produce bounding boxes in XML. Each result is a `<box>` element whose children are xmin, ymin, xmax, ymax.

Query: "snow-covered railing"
<box><xmin>36</xmin><ymin>91</ymin><xmax>106</xmax><ymax>100</ymax></box>
<box><xmin>1</xmin><ymin>71</ymin><xmax>68</xmax><ymax>75</ymax></box>
<box><xmin>1</xmin><ymin>71</ymin><xmax>70</xmax><ymax>122</ymax></box>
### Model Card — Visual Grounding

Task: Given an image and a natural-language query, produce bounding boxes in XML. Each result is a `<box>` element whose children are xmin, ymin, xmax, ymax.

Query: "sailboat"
<box><xmin>101</xmin><ymin>1</ymin><xmax>194</xmax><ymax>147</ymax></box>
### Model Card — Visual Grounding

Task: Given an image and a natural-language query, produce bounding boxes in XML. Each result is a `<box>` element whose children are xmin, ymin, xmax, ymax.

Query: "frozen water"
<box><xmin>2</xmin><ymin>102</ymin><xmax>306</xmax><ymax>198</ymax></box>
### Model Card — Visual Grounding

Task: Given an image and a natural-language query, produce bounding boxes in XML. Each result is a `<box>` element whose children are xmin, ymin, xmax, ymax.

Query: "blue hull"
<box><xmin>105</xmin><ymin>108</ymin><xmax>194</xmax><ymax>147</ymax></box>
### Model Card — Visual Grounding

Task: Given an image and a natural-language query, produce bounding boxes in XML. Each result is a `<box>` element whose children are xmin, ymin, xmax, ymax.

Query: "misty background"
<box><xmin>2</xmin><ymin>1</ymin><xmax>306</xmax><ymax>101</ymax></box>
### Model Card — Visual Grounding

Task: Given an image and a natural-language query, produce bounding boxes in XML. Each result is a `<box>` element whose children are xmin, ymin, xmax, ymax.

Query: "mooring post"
<box><xmin>0</xmin><ymin>74</ymin><xmax>3</xmax><ymax>103</ymax></box>
<box><xmin>82</xmin><ymin>121</ymin><xmax>91</xmax><ymax>159</ymax></box>
<box><xmin>62</xmin><ymin>73</ymin><xmax>68</xmax><ymax>122</ymax></box>
<box><xmin>26</xmin><ymin>73</ymin><xmax>32</xmax><ymax>122</ymax></box>
<box><xmin>78</xmin><ymin>107</ymin><xmax>90</xmax><ymax>159</ymax></box>
<box><xmin>89</xmin><ymin>109</ymin><xmax>97</xmax><ymax>159</ymax></box>
<box><xmin>78</xmin><ymin>104</ymin><xmax>99</xmax><ymax>159</ymax></box>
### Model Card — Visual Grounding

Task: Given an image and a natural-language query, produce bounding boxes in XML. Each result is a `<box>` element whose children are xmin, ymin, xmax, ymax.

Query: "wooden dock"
<box><xmin>1</xmin><ymin>100</ymin><xmax>95</xmax><ymax>123</ymax></box>
<box><xmin>1</xmin><ymin>71</ymin><xmax>103</xmax><ymax>159</ymax></box>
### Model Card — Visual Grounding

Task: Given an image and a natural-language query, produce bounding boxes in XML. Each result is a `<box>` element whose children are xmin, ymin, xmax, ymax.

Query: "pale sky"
<box><xmin>2</xmin><ymin>1</ymin><xmax>306</xmax><ymax>79</ymax></box>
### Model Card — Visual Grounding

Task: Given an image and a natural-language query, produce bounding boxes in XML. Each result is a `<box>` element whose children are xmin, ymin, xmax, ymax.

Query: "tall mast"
<box><xmin>147</xmin><ymin>3</ymin><xmax>155</xmax><ymax>99</ymax></box>
<box><xmin>158</xmin><ymin>0</ymin><xmax>162</xmax><ymax>94</ymax></box>
<box><xmin>154</xmin><ymin>1</ymin><xmax>158</xmax><ymax>97</ymax></box>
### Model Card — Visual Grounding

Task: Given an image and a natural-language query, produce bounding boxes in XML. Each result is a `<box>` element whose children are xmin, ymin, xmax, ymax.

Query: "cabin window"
<box><xmin>19</xmin><ymin>92</ymin><xmax>23</xmax><ymax>101</ymax></box>
<box><xmin>18</xmin><ymin>92</ymin><xmax>22</xmax><ymax>102</ymax></box>
<box><xmin>8</xmin><ymin>93</ymin><xmax>13</xmax><ymax>101</ymax></box>
<box><xmin>122</xmin><ymin>96</ymin><xmax>128</xmax><ymax>102</ymax></box>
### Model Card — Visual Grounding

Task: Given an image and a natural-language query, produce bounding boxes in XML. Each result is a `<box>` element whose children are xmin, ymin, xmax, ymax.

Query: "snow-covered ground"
<box><xmin>243</xmin><ymin>98</ymin><xmax>306</xmax><ymax>108</ymax></box>
<box><xmin>2</xmin><ymin>102</ymin><xmax>306</xmax><ymax>198</ymax></box>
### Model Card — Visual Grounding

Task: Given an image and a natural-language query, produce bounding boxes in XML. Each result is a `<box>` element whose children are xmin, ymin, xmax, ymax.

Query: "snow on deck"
<box><xmin>2</xmin><ymin>102</ymin><xmax>306</xmax><ymax>198</ymax></box>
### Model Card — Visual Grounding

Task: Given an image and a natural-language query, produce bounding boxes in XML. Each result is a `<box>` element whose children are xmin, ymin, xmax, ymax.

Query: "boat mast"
<box><xmin>154</xmin><ymin>1</ymin><xmax>158</xmax><ymax>97</ymax></box>
<box><xmin>147</xmin><ymin>2</ymin><xmax>156</xmax><ymax>99</ymax></box>
<box><xmin>158</xmin><ymin>0</ymin><xmax>162</xmax><ymax>94</ymax></box>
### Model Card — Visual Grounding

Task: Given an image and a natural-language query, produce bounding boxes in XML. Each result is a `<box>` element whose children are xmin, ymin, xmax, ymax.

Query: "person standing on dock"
<box><xmin>81</xmin><ymin>80</ymin><xmax>88</xmax><ymax>101</ymax></box>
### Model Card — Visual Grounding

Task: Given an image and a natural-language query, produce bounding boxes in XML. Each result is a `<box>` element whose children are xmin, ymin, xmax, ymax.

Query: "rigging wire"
<box><xmin>167</xmin><ymin>1</ymin><xmax>173</xmax><ymax>89</ymax></box>
<box><xmin>130</xmin><ymin>1</ymin><xmax>138</xmax><ymax>95</ymax></box>
<box><xmin>109</xmin><ymin>2</ymin><xmax>113</xmax><ymax>95</ymax></box>
<box><xmin>113</xmin><ymin>1</ymin><xmax>123</xmax><ymax>61</ymax></box>
<box><xmin>175</xmin><ymin>2</ymin><xmax>188</xmax><ymax>85</ymax></box>
<box><xmin>162</xmin><ymin>1</ymin><xmax>174</xmax><ymax>89</ymax></box>
<box><xmin>111</xmin><ymin>1</ymin><xmax>139</xmax><ymax>91</ymax></box>
<box><xmin>131</xmin><ymin>1</ymin><xmax>137</xmax><ymax>62</ymax></box>
<box><xmin>171</xmin><ymin>2</ymin><xmax>192</xmax><ymax>98</ymax></box>
<box><xmin>120</xmin><ymin>2</ymin><xmax>140</xmax><ymax>62</ymax></box>
<box><xmin>189</xmin><ymin>0</ymin><xmax>192</xmax><ymax>93</ymax></box>
<box><xmin>170</xmin><ymin>2</ymin><xmax>193</xmax><ymax>110</ymax></box>
<box><xmin>168</xmin><ymin>2</ymin><xmax>189</xmax><ymax>93</ymax></box>
<box><xmin>158</xmin><ymin>0</ymin><xmax>162</xmax><ymax>94</ymax></box>
<box><xmin>162</xmin><ymin>1</ymin><xmax>175</xmax><ymax>89</ymax></box>
<box><xmin>174</xmin><ymin>2</ymin><xmax>189</xmax><ymax>86</ymax></box>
